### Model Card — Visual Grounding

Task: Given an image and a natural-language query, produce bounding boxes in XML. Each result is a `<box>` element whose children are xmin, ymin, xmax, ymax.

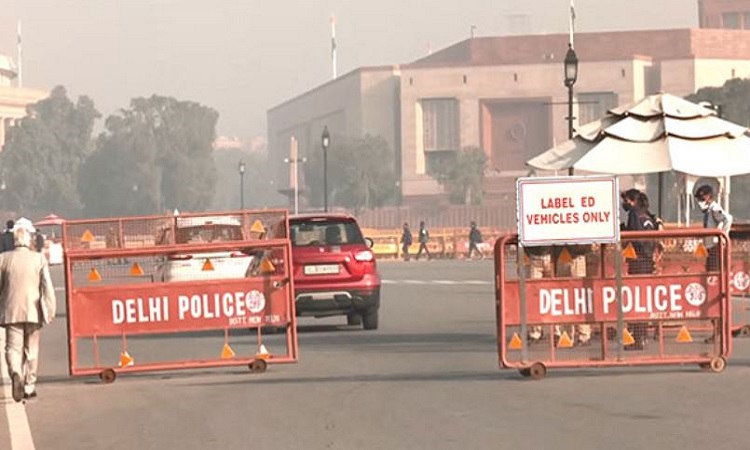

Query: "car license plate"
<box><xmin>304</xmin><ymin>264</ymin><xmax>340</xmax><ymax>275</ymax></box>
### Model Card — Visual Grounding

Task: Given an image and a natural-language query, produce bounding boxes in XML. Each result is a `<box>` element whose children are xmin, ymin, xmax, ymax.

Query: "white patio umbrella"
<box><xmin>527</xmin><ymin>93</ymin><xmax>750</xmax><ymax>219</ymax></box>
<box><xmin>528</xmin><ymin>93</ymin><xmax>750</xmax><ymax>176</ymax></box>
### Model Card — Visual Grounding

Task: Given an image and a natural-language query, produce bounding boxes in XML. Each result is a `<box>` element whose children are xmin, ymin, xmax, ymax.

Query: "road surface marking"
<box><xmin>0</xmin><ymin>333</ymin><xmax>36</xmax><ymax>450</ymax></box>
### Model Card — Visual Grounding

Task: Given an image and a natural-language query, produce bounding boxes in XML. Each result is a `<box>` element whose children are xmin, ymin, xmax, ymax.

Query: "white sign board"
<box><xmin>517</xmin><ymin>176</ymin><xmax>620</xmax><ymax>246</ymax></box>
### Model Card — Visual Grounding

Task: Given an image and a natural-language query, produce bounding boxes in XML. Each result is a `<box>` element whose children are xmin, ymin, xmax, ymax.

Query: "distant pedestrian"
<box><xmin>34</xmin><ymin>232</ymin><xmax>45</xmax><ymax>253</ymax></box>
<box><xmin>0</xmin><ymin>217</ymin><xmax>57</xmax><ymax>402</ymax></box>
<box><xmin>400</xmin><ymin>222</ymin><xmax>413</xmax><ymax>262</ymax></box>
<box><xmin>695</xmin><ymin>184</ymin><xmax>732</xmax><ymax>271</ymax></box>
<box><xmin>416</xmin><ymin>221</ymin><xmax>431</xmax><ymax>260</ymax></box>
<box><xmin>1</xmin><ymin>220</ymin><xmax>14</xmax><ymax>253</ymax></box>
<box><xmin>468</xmin><ymin>221</ymin><xmax>483</xmax><ymax>260</ymax></box>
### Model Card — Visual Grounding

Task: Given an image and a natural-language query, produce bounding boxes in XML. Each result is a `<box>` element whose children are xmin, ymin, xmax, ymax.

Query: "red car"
<box><xmin>289</xmin><ymin>214</ymin><xmax>381</xmax><ymax>330</ymax></box>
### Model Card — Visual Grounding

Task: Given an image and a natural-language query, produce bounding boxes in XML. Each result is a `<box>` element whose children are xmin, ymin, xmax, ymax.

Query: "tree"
<box><xmin>687</xmin><ymin>78</ymin><xmax>750</xmax><ymax>218</ymax></box>
<box><xmin>1</xmin><ymin>86</ymin><xmax>100</xmax><ymax>216</ymax></box>
<box><xmin>302</xmin><ymin>134</ymin><xmax>397</xmax><ymax>213</ymax></box>
<box><xmin>79</xmin><ymin>96</ymin><xmax>219</xmax><ymax>216</ymax></box>
<box><xmin>430</xmin><ymin>146</ymin><xmax>487</xmax><ymax>205</ymax></box>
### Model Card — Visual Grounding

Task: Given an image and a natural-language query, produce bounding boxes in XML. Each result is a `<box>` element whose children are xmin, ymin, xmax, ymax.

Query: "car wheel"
<box><xmin>362</xmin><ymin>308</ymin><xmax>379</xmax><ymax>330</ymax></box>
<box><xmin>347</xmin><ymin>313</ymin><xmax>362</xmax><ymax>326</ymax></box>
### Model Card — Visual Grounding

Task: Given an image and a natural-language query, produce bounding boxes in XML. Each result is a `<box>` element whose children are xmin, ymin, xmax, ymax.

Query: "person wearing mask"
<box><xmin>415</xmin><ymin>221</ymin><xmax>431</xmax><ymax>260</ymax></box>
<box><xmin>1</xmin><ymin>220</ymin><xmax>14</xmax><ymax>253</ymax></box>
<box><xmin>695</xmin><ymin>185</ymin><xmax>733</xmax><ymax>271</ymax></box>
<box><xmin>400</xmin><ymin>222</ymin><xmax>413</xmax><ymax>262</ymax></box>
<box><xmin>0</xmin><ymin>217</ymin><xmax>57</xmax><ymax>402</ymax></box>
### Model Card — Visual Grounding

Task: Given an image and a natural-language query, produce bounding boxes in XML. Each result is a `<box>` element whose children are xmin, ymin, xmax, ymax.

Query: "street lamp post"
<box><xmin>238</xmin><ymin>160</ymin><xmax>246</xmax><ymax>210</ymax></box>
<box><xmin>284</xmin><ymin>156</ymin><xmax>307</xmax><ymax>215</ymax></box>
<box><xmin>321</xmin><ymin>126</ymin><xmax>330</xmax><ymax>212</ymax></box>
<box><xmin>564</xmin><ymin>44</ymin><xmax>579</xmax><ymax>176</ymax></box>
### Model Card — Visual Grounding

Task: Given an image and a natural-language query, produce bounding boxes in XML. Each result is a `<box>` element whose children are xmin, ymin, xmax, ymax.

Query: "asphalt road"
<box><xmin>2</xmin><ymin>259</ymin><xmax>750</xmax><ymax>449</ymax></box>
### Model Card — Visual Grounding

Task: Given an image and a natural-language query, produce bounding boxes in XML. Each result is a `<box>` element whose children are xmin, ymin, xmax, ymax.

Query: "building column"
<box><xmin>0</xmin><ymin>117</ymin><xmax>5</xmax><ymax>149</ymax></box>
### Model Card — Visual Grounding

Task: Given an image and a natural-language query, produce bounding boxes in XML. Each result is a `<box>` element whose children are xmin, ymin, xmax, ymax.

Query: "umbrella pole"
<box><xmin>657</xmin><ymin>172</ymin><xmax>664</xmax><ymax>219</ymax></box>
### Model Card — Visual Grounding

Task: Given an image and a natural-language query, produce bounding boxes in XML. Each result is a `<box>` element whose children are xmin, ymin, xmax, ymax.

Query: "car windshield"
<box><xmin>290</xmin><ymin>219</ymin><xmax>365</xmax><ymax>246</ymax></box>
<box><xmin>175</xmin><ymin>225</ymin><xmax>243</xmax><ymax>244</ymax></box>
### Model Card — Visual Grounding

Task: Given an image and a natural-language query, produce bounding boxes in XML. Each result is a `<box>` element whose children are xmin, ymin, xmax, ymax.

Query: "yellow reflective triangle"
<box><xmin>676</xmin><ymin>326</ymin><xmax>693</xmax><ymax>343</ymax></box>
<box><xmin>221</xmin><ymin>343</ymin><xmax>236</xmax><ymax>359</ymax></box>
<box><xmin>557</xmin><ymin>331</ymin><xmax>574</xmax><ymax>348</ymax></box>
<box><xmin>558</xmin><ymin>247</ymin><xmax>572</xmax><ymax>264</ymax></box>
<box><xmin>623</xmin><ymin>328</ymin><xmax>635</xmax><ymax>346</ymax></box>
<box><xmin>256</xmin><ymin>344</ymin><xmax>270</xmax><ymax>360</ymax></box>
<box><xmin>259</xmin><ymin>257</ymin><xmax>275</xmax><ymax>274</ymax></box>
<box><xmin>694</xmin><ymin>243</ymin><xmax>709</xmax><ymax>258</ymax></box>
<box><xmin>119</xmin><ymin>351</ymin><xmax>134</xmax><ymax>367</ymax></box>
<box><xmin>250</xmin><ymin>220</ymin><xmax>266</xmax><ymax>234</ymax></box>
<box><xmin>508</xmin><ymin>332</ymin><xmax>523</xmax><ymax>350</ymax></box>
<box><xmin>88</xmin><ymin>268</ymin><xmax>102</xmax><ymax>282</ymax></box>
<box><xmin>622</xmin><ymin>243</ymin><xmax>637</xmax><ymax>260</ymax></box>
<box><xmin>202</xmin><ymin>258</ymin><xmax>215</xmax><ymax>271</ymax></box>
<box><xmin>129</xmin><ymin>262</ymin><xmax>144</xmax><ymax>276</ymax></box>
<box><xmin>81</xmin><ymin>229</ymin><xmax>95</xmax><ymax>243</ymax></box>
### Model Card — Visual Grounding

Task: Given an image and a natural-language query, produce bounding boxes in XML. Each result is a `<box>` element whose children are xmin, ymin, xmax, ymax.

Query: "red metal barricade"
<box><xmin>63</xmin><ymin>209</ymin><xmax>297</xmax><ymax>382</ymax></box>
<box><xmin>494</xmin><ymin>228</ymin><xmax>731</xmax><ymax>379</ymax></box>
<box><xmin>729</xmin><ymin>224</ymin><xmax>750</xmax><ymax>336</ymax></box>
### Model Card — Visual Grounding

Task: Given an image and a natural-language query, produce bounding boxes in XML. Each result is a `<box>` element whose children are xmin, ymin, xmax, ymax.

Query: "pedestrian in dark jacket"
<box><xmin>400</xmin><ymin>222</ymin><xmax>413</xmax><ymax>261</ymax></box>
<box><xmin>468</xmin><ymin>221</ymin><xmax>483</xmax><ymax>259</ymax></box>
<box><xmin>1</xmin><ymin>220</ymin><xmax>15</xmax><ymax>253</ymax></box>
<box><xmin>416</xmin><ymin>221</ymin><xmax>431</xmax><ymax>260</ymax></box>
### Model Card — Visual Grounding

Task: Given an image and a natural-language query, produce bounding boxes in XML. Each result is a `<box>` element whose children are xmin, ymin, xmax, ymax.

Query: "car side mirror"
<box><xmin>365</xmin><ymin>237</ymin><xmax>374</xmax><ymax>248</ymax></box>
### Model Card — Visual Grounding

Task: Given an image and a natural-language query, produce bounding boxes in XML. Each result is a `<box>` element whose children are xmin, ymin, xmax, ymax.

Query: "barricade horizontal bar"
<box><xmin>71</xmin><ymin>356</ymin><xmax>297</xmax><ymax>377</ymax></box>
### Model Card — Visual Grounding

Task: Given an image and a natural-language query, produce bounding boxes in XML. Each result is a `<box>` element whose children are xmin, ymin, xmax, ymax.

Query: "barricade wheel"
<box><xmin>99</xmin><ymin>369</ymin><xmax>116</xmax><ymax>384</ymax></box>
<box><xmin>529</xmin><ymin>363</ymin><xmax>547</xmax><ymax>380</ymax></box>
<box><xmin>519</xmin><ymin>368</ymin><xmax>531</xmax><ymax>377</ymax></box>
<box><xmin>709</xmin><ymin>356</ymin><xmax>726</xmax><ymax>373</ymax></box>
<box><xmin>742</xmin><ymin>326</ymin><xmax>750</xmax><ymax>337</ymax></box>
<box><xmin>249</xmin><ymin>359</ymin><xmax>268</xmax><ymax>374</ymax></box>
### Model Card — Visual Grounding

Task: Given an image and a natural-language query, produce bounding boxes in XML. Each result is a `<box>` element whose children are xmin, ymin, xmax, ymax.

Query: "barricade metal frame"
<box><xmin>494</xmin><ymin>228</ymin><xmax>732</xmax><ymax>379</ymax></box>
<box><xmin>63</xmin><ymin>209</ymin><xmax>297</xmax><ymax>382</ymax></box>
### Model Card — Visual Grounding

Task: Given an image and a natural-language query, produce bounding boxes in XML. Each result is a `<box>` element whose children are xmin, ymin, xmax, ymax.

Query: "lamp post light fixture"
<box><xmin>563</xmin><ymin>43</ymin><xmax>579</xmax><ymax>176</ymax></box>
<box><xmin>238</xmin><ymin>160</ymin><xmax>246</xmax><ymax>210</ymax></box>
<box><xmin>321</xmin><ymin>126</ymin><xmax>330</xmax><ymax>212</ymax></box>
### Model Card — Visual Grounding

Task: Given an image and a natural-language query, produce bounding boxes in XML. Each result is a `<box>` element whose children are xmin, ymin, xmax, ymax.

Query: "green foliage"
<box><xmin>430</xmin><ymin>146</ymin><xmax>487</xmax><ymax>205</ymax></box>
<box><xmin>79</xmin><ymin>95</ymin><xmax>219</xmax><ymax>216</ymax></box>
<box><xmin>302</xmin><ymin>134</ymin><xmax>397</xmax><ymax>213</ymax></box>
<box><xmin>687</xmin><ymin>78</ymin><xmax>750</xmax><ymax>219</ymax></box>
<box><xmin>1</xmin><ymin>86</ymin><xmax>100</xmax><ymax>216</ymax></box>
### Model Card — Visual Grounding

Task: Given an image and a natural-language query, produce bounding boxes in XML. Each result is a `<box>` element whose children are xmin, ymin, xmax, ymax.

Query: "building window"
<box><xmin>577</xmin><ymin>92</ymin><xmax>618</xmax><ymax>126</ymax></box>
<box><xmin>723</xmin><ymin>12</ymin><xmax>741</xmax><ymax>29</ymax></box>
<box><xmin>425</xmin><ymin>150</ymin><xmax>456</xmax><ymax>175</ymax></box>
<box><xmin>743</xmin><ymin>12</ymin><xmax>750</xmax><ymax>29</ymax></box>
<box><xmin>422</xmin><ymin>98</ymin><xmax>459</xmax><ymax>152</ymax></box>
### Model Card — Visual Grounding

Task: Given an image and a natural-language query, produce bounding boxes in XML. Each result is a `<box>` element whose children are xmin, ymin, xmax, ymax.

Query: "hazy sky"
<box><xmin>1</xmin><ymin>1</ymin><xmax>697</xmax><ymax>140</ymax></box>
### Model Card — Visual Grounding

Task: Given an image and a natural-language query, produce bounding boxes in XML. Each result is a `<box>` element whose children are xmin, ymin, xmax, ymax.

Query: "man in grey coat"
<box><xmin>0</xmin><ymin>217</ymin><xmax>56</xmax><ymax>402</ymax></box>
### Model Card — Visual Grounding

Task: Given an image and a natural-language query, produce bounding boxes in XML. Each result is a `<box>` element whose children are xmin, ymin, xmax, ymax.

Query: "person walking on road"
<box><xmin>0</xmin><ymin>217</ymin><xmax>57</xmax><ymax>402</ymax></box>
<box><xmin>0</xmin><ymin>220</ymin><xmax>14</xmax><ymax>253</ymax></box>
<box><xmin>400</xmin><ymin>222</ymin><xmax>413</xmax><ymax>261</ymax></box>
<box><xmin>468</xmin><ymin>221</ymin><xmax>483</xmax><ymax>260</ymax></box>
<box><xmin>416</xmin><ymin>221</ymin><xmax>431</xmax><ymax>260</ymax></box>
